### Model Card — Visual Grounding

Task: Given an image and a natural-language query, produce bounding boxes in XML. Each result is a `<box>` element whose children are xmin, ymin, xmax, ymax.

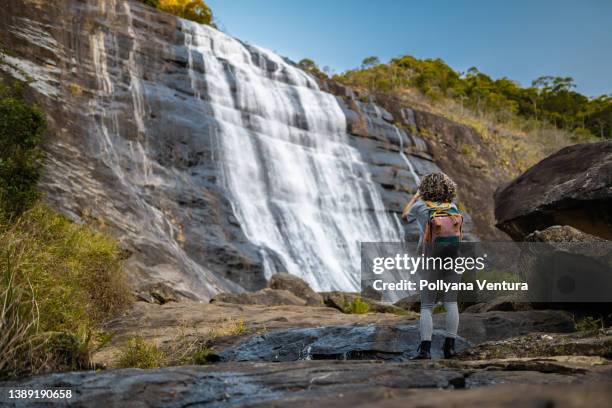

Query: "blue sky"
<box><xmin>206</xmin><ymin>0</ymin><xmax>612</xmax><ymax>96</ymax></box>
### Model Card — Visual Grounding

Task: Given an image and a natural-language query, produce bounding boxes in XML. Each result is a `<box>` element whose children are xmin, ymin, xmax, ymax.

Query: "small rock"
<box><xmin>463</xmin><ymin>295</ymin><xmax>532</xmax><ymax>313</ymax></box>
<box><xmin>321</xmin><ymin>291</ymin><xmax>407</xmax><ymax>315</ymax></box>
<box><xmin>394</xmin><ymin>293</ymin><xmax>421</xmax><ymax>312</ymax></box>
<box><xmin>136</xmin><ymin>283</ymin><xmax>184</xmax><ymax>304</ymax></box>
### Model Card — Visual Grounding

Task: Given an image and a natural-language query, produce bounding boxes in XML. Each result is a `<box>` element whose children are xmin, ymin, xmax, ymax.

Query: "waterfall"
<box><xmin>182</xmin><ymin>20</ymin><xmax>402</xmax><ymax>291</ymax></box>
<box><xmin>395</xmin><ymin>128</ymin><xmax>420</xmax><ymax>186</ymax></box>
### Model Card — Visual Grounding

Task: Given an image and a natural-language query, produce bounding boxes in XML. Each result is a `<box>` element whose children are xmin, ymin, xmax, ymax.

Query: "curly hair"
<box><xmin>418</xmin><ymin>172</ymin><xmax>457</xmax><ymax>203</ymax></box>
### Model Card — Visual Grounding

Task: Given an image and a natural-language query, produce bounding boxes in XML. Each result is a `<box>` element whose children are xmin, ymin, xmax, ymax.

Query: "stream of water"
<box><xmin>181</xmin><ymin>20</ymin><xmax>406</xmax><ymax>291</ymax></box>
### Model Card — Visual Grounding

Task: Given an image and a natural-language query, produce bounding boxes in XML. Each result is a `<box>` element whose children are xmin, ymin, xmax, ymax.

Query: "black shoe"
<box><xmin>411</xmin><ymin>340</ymin><xmax>431</xmax><ymax>360</ymax></box>
<box><xmin>443</xmin><ymin>337</ymin><xmax>456</xmax><ymax>359</ymax></box>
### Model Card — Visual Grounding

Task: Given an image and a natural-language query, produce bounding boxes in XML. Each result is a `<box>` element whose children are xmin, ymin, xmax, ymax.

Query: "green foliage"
<box><xmin>574</xmin><ymin>316</ymin><xmax>603</xmax><ymax>333</ymax></box>
<box><xmin>0</xmin><ymin>86</ymin><xmax>130</xmax><ymax>378</ymax></box>
<box><xmin>1</xmin><ymin>224</ymin><xmax>118</xmax><ymax>378</ymax></box>
<box><xmin>39</xmin><ymin>331</ymin><xmax>93</xmax><ymax>373</ymax></box>
<box><xmin>433</xmin><ymin>304</ymin><xmax>445</xmax><ymax>314</ymax></box>
<box><xmin>143</xmin><ymin>0</ymin><xmax>214</xmax><ymax>26</ymax></box>
<box><xmin>343</xmin><ymin>297</ymin><xmax>370</xmax><ymax>314</ymax></box>
<box><xmin>333</xmin><ymin>55</ymin><xmax>612</xmax><ymax>139</ymax></box>
<box><xmin>0</xmin><ymin>204</ymin><xmax>131</xmax><ymax>335</ymax></box>
<box><xmin>117</xmin><ymin>337</ymin><xmax>165</xmax><ymax>369</ymax></box>
<box><xmin>361</xmin><ymin>56</ymin><xmax>380</xmax><ymax>69</ymax></box>
<box><xmin>298</xmin><ymin>58</ymin><xmax>328</xmax><ymax>80</ymax></box>
<box><xmin>0</xmin><ymin>81</ymin><xmax>46</xmax><ymax>219</ymax></box>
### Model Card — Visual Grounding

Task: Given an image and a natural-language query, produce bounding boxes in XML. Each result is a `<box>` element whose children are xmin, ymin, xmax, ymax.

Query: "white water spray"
<box><xmin>182</xmin><ymin>20</ymin><xmax>403</xmax><ymax>291</ymax></box>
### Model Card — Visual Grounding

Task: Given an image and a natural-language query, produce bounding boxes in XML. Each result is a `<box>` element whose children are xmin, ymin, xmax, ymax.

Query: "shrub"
<box><xmin>0</xmin><ymin>81</ymin><xmax>46</xmax><ymax>219</ymax></box>
<box><xmin>574</xmin><ymin>316</ymin><xmax>603</xmax><ymax>333</ymax></box>
<box><xmin>343</xmin><ymin>297</ymin><xmax>370</xmax><ymax>314</ymax></box>
<box><xmin>117</xmin><ymin>337</ymin><xmax>165</xmax><ymax>369</ymax></box>
<box><xmin>0</xmin><ymin>205</ymin><xmax>131</xmax><ymax>378</ymax></box>
<box><xmin>210</xmin><ymin>318</ymin><xmax>248</xmax><ymax>337</ymax></box>
<box><xmin>0</xmin><ymin>205</ymin><xmax>131</xmax><ymax>334</ymax></box>
<box><xmin>433</xmin><ymin>304</ymin><xmax>445</xmax><ymax>314</ymax></box>
<box><xmin>165</xmin><ymin>327</ymin><xmax>214</xmax><ymax>366</ymax></box>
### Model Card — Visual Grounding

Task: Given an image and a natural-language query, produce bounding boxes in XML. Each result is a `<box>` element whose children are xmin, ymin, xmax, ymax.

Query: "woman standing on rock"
<box><xmin>401</xmin><ymin>172</ymin><xmax>463</xmax><ymax>360</ymax></box>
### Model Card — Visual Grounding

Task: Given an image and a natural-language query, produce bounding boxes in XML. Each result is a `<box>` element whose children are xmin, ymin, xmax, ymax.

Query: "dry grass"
<box><xmin>117</xmin><ymin>337</ymin><xmax>165</xmax><ymax>369</ymax></box>
<box><xmin>0</xmin><ymin>265</ymin><xmax>41</xmax><ymax>378</ymax></box>
<box><xmin>0</xmin><ymin>204</ymin><xmax>131</xmax><ymax>378</ymax></box>
<box><xmin>390</xmin><ymin>88</ymin><xmax>597</xmax><ymax>177</ymax></box>
<box><xmin>210</xmin><ymin>318</ymin><xmax>248</xmax><ymax>337</ymax></box>
<box><xmin>115</xmin><ymin>318</ymin><xmax>251</xmax><ymax>369</ymax></box>
<box><xmin>0</xmin><ymin>204</ymin><xmax>131</xmax><ymax>333</ymax></box>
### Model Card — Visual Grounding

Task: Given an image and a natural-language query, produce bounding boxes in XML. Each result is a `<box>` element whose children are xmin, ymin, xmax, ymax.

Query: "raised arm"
<box><xmin>401</xmin><ymin>191</ymin><xmax>420</xmax><ymax>219</ymax></box>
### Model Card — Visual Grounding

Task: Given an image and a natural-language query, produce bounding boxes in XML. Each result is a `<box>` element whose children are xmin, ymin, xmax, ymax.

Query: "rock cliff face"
<box><xmin>0</xmin><ymin>0</ymin><xmax>476</xmax><ymax>299</ymax></box>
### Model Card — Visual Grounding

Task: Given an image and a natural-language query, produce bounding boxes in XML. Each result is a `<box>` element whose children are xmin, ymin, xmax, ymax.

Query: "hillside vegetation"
<box><xmin>300</xmin><ymin>56</ymin><xmax>608</xmax><ymax>175</ymax></box>
<box><xmin>0</xmin><ymin>81</ymin><xmax>131</xmax><ymax>379</ymax></box>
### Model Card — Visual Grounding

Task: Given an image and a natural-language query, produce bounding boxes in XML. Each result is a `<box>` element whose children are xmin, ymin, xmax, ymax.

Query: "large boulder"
<box><xmin>210</xmin><ymin>289</ymin><xmax>307</xmax><ymax>306</ymax></box>
<box><xmin>495</xmin><ymin>142</ymin><xmax>612</xmax><ymax>241</ymax></box>
<box><xmin>267</xmin><ymin>273</ymin><xmax>323</xmax><ymax>306</ymax></box>
<box><xmin>518</xmin><ymin>225</ymin><xmax>612</xmax><ymax>312</ymax></box>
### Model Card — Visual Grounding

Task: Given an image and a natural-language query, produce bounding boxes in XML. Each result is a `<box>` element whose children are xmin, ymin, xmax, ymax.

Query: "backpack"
<box><xmin>423</xmin><ymin>201</ymin><xmax>463</xmax><ymax>243</ymax></box>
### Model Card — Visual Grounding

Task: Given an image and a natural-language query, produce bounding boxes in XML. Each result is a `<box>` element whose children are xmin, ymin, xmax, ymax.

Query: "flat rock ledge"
<box><xmin>2</xmin><ymin>358</ymin><xmax>610</xmax><ymax>408</ymax></box>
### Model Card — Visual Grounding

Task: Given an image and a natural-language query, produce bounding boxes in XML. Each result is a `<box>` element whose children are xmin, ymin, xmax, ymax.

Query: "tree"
<box><xmin>585</xmin><ymin>95</ymin><xmax>612</xmax><ymax>139</ymax></box>
<box><xmin>361</xmin><ymin>56</ymin><xmax>380</xmax><ymax>69</ymax></box>
<box><xmin>334</xmin><ymin>53</ymin><xmax>608</xmax><ymax>139</ymax></box>
<box><xmin>298</xmin><ymin>58</ymin><xmax>328</xmax><ymax>79</ymax></box>
<box><xmin>147</xmin><ymin>0</ymin><xmax>213</xmax><ymax>25</ymax></box>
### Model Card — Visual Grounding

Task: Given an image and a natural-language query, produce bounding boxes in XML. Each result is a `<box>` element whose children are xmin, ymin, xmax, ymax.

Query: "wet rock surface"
<box><xmin>217</xmin><ymin>325</ymin><xmax>470</xmax><ymax>362</ymax></box>
<box><xmin>495</xmin><ymin>141</ymin><xmax>612</xmax><ymax>241</ymax></box>
<box><xmin>88</xmin><ymin>300</ymin><xmax>575</xmax><ymax>368</ymax></box>
<box><xmin>250</xmin><ymin>383</ymin><xmax>612</xmax><ymax>408</ymax></box>
<box><xmin>2</xmin><ymin>358</ymin><xmax>610</xmax><ymax>407</ymax></box>
<box><xmin>2</xmin><ymin>300</ymin><xmax>606</xmax><ymax>407</ymax></box>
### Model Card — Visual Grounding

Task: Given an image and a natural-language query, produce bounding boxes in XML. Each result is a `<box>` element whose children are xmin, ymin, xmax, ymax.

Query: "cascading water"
<box><xmin>0</xmin><ymin>0</ymin><xmax>469</xmax><ymax>299</ymax></box>
<box><xmin>182</xmin><ymin>20</ymin><xmax>403</xmax><ymax>291</ymax></box>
